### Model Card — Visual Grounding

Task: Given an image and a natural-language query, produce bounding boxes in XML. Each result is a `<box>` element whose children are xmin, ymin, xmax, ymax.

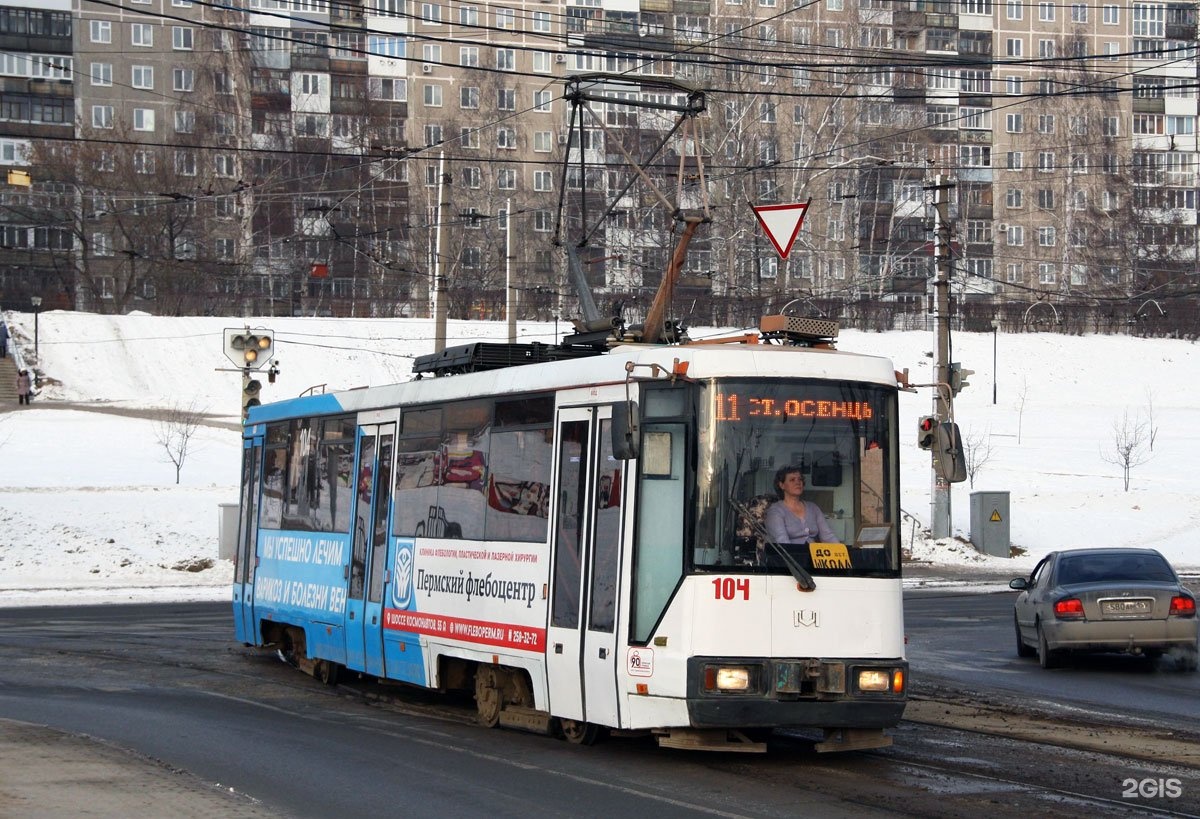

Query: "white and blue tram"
<box><xmin>232</xmin><ymin>324</ymin><xmax>907</xmax><ymax>752</ymax></box>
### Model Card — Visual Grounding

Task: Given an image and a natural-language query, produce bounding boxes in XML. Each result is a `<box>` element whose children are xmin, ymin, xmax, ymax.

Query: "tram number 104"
<box><xmin>712</xmin><ymin>577</ymin><xmax>751</xmax><ymax>600</ymax></box>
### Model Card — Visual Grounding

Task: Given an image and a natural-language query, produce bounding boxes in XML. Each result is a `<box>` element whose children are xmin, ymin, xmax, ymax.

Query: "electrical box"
<box><xmin>969</xmin><ymin>491</ymin><xmax>1010</xmax><ymax>558</ymax></box>
<box><xmin>218</xmin><ymin>503</ymin><xmax>239</xmax><ymax>561</ymax></box>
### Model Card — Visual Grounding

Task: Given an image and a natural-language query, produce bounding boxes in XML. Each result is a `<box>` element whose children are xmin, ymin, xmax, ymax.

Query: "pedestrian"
<box><xmin>16</xmin><ymin>369</ymin><xmax>30</xmax><ymax>405</ymax></box>
<box><xmin>0</xmin><ymin>321</ymin><xmax>8</xmax><ymax>358</ymax></box>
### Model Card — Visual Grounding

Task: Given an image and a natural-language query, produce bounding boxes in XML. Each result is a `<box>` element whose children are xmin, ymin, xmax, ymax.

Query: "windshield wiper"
<box><xmin>728</xmin><ymin>497</ymin><xmax>816</xmax><ymax>591</ymax></box>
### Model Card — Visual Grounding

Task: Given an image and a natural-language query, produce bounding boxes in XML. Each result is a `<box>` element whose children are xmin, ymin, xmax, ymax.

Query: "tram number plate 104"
<box><xmin>712</xmin><ymin>577</ymin><xmax>751</xmax><ymax>600</ymax></box>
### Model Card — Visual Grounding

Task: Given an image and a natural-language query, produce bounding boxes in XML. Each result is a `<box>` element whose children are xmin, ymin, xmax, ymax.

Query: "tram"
<box><xmin>232</xmin><ymin>317</ymin><xmax>908</xmax><ymax>752</ymax></box>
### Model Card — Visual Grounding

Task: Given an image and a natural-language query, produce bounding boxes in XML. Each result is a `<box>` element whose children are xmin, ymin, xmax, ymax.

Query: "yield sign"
<box><xmin>752</xmin><ymin>200</ymin><xmax>811</xmax><ymax>260</ymax></box>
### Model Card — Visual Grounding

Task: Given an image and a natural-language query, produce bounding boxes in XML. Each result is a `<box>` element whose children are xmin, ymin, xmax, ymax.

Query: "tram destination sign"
<box><xmin>713</xmin><ymin>392</ymin><xmax>876</xmax><ymax>422</ymax></box>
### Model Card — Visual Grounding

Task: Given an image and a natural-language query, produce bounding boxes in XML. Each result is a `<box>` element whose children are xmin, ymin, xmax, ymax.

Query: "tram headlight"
<box><xmin>855</xmin><ymin>667</ymin><xmax>905</xmax><ymax>694</ymax></box>
<box><xmin>703</xmin><ymin>665</ymin><xmax>754</xmax><ymax>692</ymax></box>
<box><xmin>856</xmin><ymin>669</ymin><xmax>891</xmax><ymax>692</ymax></box>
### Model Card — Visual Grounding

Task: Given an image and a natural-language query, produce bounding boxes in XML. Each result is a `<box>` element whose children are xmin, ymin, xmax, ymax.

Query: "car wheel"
<box><xmin>1014</xmin><ymin>613</ymin><xmax>1035</xmax><ymax>658</ymax></box>
<box><xmin>1037</xmin><ymin>622</ymin><xmax>1059</xmax><ymax>669</ymax></box>
<box><xmin>1179</xmin><ymin>646</ymin><xmax>1199</xmax><ymax>673</ymax></box>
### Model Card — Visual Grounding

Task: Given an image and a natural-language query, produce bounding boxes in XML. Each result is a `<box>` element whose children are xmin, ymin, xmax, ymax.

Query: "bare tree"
<box><xmin>1100</xmin><ymin>409</ymin><xmax>1152</xmax><ymax>492</ymax></box>
<box><xmin>963</xmin><ymin>427</ymin><xmax>995</xmax><ymax>489</ymax></box>
<box><xmin>1015</xmin><ymin>375</ymin><xmax>1029</xmax><ymax>445</ymax></box>
<box><xmin>1144</xmin><ymin>387</ymin><xmax>1159</xmax><ymax>451</ymax></box>
<box><xmin>155</xmin><ymin>402</ymin><xmax>208</xmax><ymax>485</ymax></box>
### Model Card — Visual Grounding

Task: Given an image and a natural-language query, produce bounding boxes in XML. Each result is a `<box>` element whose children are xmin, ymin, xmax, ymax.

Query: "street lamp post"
<box><xmin>30</xmin><ymin>295</ymin><xmax>42</xmax><ymax>360</ymax></box>
<box><xmin>991</xmin><ymin>320</ymin><xmax>998</xmax><ymax>405</ymax></box>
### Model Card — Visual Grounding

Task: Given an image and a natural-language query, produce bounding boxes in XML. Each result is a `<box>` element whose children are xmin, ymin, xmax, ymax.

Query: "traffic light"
<box><xmin>242</xmin><ymin>373</ymin><xmax>262</xmax><ymax>422</ymax></box>
<box><xmin>936</xmin><ymin>421</ymin><xmax>967</xmax><ymax>483</ymax></box>
<box><xmin>224</xmin><ymin>328</ymin><xmax>273</xmax><ymax>370</ymax></box>
<box><xmin>917</xmin><ymin>415</ymin><xmax>937</xmax><ymax>450</ymax></box>
<box><xmin>949</xmin><ymin>362</ymin><xmax>974</xmax><ymax>396</ymax></box>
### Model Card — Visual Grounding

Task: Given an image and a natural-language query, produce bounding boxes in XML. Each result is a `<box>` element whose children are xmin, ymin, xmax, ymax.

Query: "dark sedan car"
<box><xmin>1010</xmin><ymin>548</ymin><xmax>1198</xmax><ymax>670</ymax></box>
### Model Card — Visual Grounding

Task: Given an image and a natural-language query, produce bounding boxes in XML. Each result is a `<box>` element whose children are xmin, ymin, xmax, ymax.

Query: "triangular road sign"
<box><xmin>752</xmin><ymin>200</ymin><xmax>811</xmax><ymax>260</ymax></box>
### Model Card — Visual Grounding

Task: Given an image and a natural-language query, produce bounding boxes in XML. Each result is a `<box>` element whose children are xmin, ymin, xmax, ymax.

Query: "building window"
<box><xmin>132</xmin><ymin>65</ymin><xmax>154</xmax><ymax>89</ymax></box>
<box><xmin>1006</xmin><ymin>38</ymin><xmax>1022</xmax><ymax>57</ymax></box>
<box><xmin>90</xmin><ymin>63</ymin><xmax>112</xmax><ymax>86</ymax></box>
<box><xmin>1038</xmin><ymin>263</ymin><xmax>1056</xmax><ymax>284</ymax></box>
<box><xmin>214</xmin><ymin>154</ymin><xmax>236</xmax><ymax>177</ymax></box>
<box><xmin>533</xmin><ymin>11</ymin><xmax>551</xmax><ymax>32</ymax></box>
<box><xmin>1006</xmin><ymin>225</ymin><xmax>1024</xmax><ymax>246</ymax></box>
<box><xmin>172</xmin><ymin>26</ymin><xmax>193</xmax><ymax>49</ymax></box>
<box><xmin>175</xmin><ymin>150</ymin><xmax>196</xmax><ymax>176</ymax></box>
<box><xmin>1037</xmin><ymin>114</ymin><xmax>1055</xmax><ymax>134</ymax></box>
<box><xmin>133</xmin><ymin>108</ymin><xmax>155</xmax><ymax>131</ymax></box>
<box><xmin>461</xmin><ymin>166</ymin><xmax>481</xmax><ymax>188</ymax></box>
<box><xmin>1006</xmin><ymin>187</ymin><xmax>1023</xmax><ymax>208</ymax></box>
<box><xmin>496</xmin><ymin>48</ymin><xmax>515</xmax><ymax>71</ymax></box>
<box><xmin>497</xmin><ymin>88</ymin><xmax>515</xmax><ymax>110</ymax></box>
<box><xmin>173</xmin><ymin>68</ymin><xmax>194</xmax><ymax>92</ymax></box>
<box><xmin>460</xmin><ymin>87</ymin><xmax>479</xmax><ymax>108</ymax></box>
<box><xmin>133</xmin><ymin>149</ymin><xmax>155</xmax><ymax>174</ymax></box>
<box><xmin>497</xmin><ymin>127</ymin><xmax>517</xmax><ymax>149</ymax></box>
<box><xmin>534</xmin><ymin>210</ymin><xmax>552</xmax><ymax>232</ymax></box>
<box><xmin>459</xmin><ymin>5</ymin><xmax>477</xmax><ymax>25</ymax></box>
<box><xmin>534</xmin><ymin>171</ymin><xmax>552</xmax><ymax>191</ymax></box>
<box><xmin>460</xmin><ymin>47</ymin><xmax>479</xmax><ymax>67</ymax></box>
<box><xmin>423</xmin><ymin>84</ymin><xmax>443</xmax><ymax>106</ymax></box>
<box><xmin>131</xmin><ymin>23</ymin><xmax>153</xmax><ymax>47</ymax></box>
<box><xmin>421</xmin><ymin>2</ymin><xmax>441</xmax><ymax>23</ymax></box>
<box><xmin>1005</xmin><ymin>113</ymin><xmax>1023</xmax><ymax>133</ymax></box>
<box><xmin>92</xmin><ymin>105</ymin><xmax>113</xmax><ymax>129</ymax></box>
<box><xmin>534</xmin><ymin>131</ymin><xmax>552</xmax><ymax>152</ymax></box>
<box><xmin>175</xmin><ymin>110</ymin><xmax>195</xmax><ymax>133</ymax></box>
<box><xmin>497</xmin><ymin>168</ymin><xmax>516</xmax><ymax>189</ymax></box>
<box><xmin>1006</xmin><ymin>0</ymin><xmax>1022</xmax><ymax>18</ymax></box>
<box><xmin>533</xmin><ymin>90</ymin><xmax>552</xmax><ymax>112</ymax></box>
<box><xmin>1037</xmin><ymin>152</ymin><xmax>1055</xmax><ymax>172</ymax></box>
<box><xmin>1037</xmin><ymin>1</ymin><xmax>1054</xmax><ymax>20</ymax></box>
<box><xmin>90</xmin><ymin>20</ymin><xmax>111</xmax><ymax>43</ymax></box>
<box><xmin>424</xmin><ymin>124</ymin><xmax>442</xmax><ymax>145</ymax></box>
<box><xmin>92</xmin><ymin>233</ymin><xmax>113</xmax><ymax>257</ymax></box>
<box><xmin>216</xmin><ymin>238</ymin><xmax>235</xmax><ymax>260</ymax></box>
<box><xmin>495</xmin><ymin>7</ymin><xmax>514</xmax><ymax>28</ymax></box>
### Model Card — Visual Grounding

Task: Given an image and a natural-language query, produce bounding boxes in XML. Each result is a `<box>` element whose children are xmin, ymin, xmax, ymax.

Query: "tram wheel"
<box><xmin>315</xmin><ymin>659</ymin><xmax>339</xmax><ymax>686</ymax></box>
<box><xmin>475</xmin><ymin>666</ymin><xmax>502</xmax><ymax>728</ymax></box>
<box><xmin>559</xmin><ymin>718</ymin><xmax>601</xmax><ymax>746</ymax></box>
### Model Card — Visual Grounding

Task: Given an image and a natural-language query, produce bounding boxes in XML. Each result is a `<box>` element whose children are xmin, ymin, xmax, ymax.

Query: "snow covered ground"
<box><xmin>1</xmin><ymin>309</ymin><xmax>1196</xmax><ymax>607</ymax></box>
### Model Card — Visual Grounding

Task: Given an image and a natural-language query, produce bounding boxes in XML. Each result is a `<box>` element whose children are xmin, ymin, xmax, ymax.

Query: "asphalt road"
<box><xmin>904</xmin><ymin>588</ymin><xmax>1200</xmax><ymax>729</ymax></box>
<box><xmin>1</xmin><ymin>600</ymin><xmax>1199</xmax><ymax>817</ymax></box>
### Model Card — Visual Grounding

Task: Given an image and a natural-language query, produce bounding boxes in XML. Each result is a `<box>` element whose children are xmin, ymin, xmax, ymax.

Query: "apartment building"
<box><xmin>0</xmin><ymin>0</ymin><xmax>1194</xmax><ymax>327</ymax></box>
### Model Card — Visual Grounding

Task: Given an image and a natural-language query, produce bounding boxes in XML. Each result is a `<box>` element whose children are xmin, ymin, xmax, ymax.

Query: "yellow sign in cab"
<box><xmin>810</xmin><ymin>542</ymin><xmax>852</xmax><ymax>569</ymax></box>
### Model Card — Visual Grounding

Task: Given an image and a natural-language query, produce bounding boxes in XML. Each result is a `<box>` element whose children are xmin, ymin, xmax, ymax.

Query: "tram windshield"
<box><xmin>692</xmin><ymin>378</ymin><xmax>899</xmax><ymax>577</ymax></box>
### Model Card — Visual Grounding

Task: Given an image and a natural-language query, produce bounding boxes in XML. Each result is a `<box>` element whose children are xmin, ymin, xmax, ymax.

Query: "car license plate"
<box><xmin>1100</xmin><ymin>598</ymin><xmax>1152</xmax><ymax>617</ymax></box>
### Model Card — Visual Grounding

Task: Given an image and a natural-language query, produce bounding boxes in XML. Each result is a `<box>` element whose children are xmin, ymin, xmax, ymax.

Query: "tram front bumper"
<box><xmin>685</xmin><ymin>656</ymin><xmax>908</xmax><ymax>729</ymax></box>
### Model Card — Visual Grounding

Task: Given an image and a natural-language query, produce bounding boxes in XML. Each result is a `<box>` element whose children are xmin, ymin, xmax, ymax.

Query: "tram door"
<box><xmin>346</xmin><ymin>422</ymin><xmax>395</xmax><ymax>676</ymax></box>
<box><xmin>233</xmin><ymin>437</ymin><xmax>263</xmax><ymax>644</ymax></box>
<box><xmin>546</xmin><ymin>406</ymin><xmax>624</xmax><ymax>727</ymax></box>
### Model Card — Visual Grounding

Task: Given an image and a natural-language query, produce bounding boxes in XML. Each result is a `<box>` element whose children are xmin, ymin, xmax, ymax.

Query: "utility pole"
<box><xmin>433</xmin><ymin>151</ymin><xmax>448</xmax><ymax>353</ymax></box>
<box><xmin>928</xmin><ymin>177</ymin><xmax>954</xmax><ymax>539</ymax></box>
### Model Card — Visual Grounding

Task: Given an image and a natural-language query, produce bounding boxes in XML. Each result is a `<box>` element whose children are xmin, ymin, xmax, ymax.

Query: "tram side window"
<box><xmin>438</xmin><ymin>400</ymin><xmax>491</xmax><ymax>541</ymax></box>
<box><xmin>259</xmin><ymin>423</ymin><xmax>289</xmax><ymax>529</ymax></box>
<box><xmin>631</xmin><ymin>421</ymin><xmax>686</xmax><ymax>643</ymax></box>
<box><xmin>485</xmin><ymin>395</ymin><xmax>553</xmax><ymax>543</ymax></box>
<box><xmin>260</xmin><ymin>416</ymin><xmax>354</xmax><ymax>533</ymax></box>
<box><xmin>393</xmin><ymin>407</ymin><xmax>442</xmax><ymax>537</ymax></box>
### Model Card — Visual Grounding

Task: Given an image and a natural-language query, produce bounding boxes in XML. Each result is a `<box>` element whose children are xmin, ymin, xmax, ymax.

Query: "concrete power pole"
<box><xmin>929</xmin><ymin>177</ymin><xmax>954</xmax><ymax>539</ymax></box>
<box><xmin>433</xmin><ymin>151</ymin><xmax>449</xmax><ymax>354</ymax></box>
